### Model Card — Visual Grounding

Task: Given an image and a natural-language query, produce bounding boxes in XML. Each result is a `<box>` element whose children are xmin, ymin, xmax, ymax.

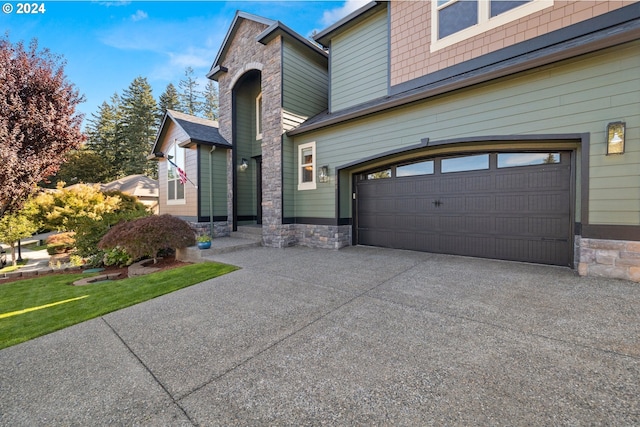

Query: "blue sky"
<box><xmin>2</xmin><ymin>0</ymin><xmax>367</xmax><ymax>126</ymax></box>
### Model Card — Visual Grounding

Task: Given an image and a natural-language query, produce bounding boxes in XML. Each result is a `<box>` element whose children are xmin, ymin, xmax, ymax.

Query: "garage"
<box><xmin>355</xmin><ymin>151</ymin><xmax>573</xmax><ymax>266</ymax></box>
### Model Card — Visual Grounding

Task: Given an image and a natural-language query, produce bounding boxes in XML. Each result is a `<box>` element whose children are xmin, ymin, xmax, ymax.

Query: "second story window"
<box><xmin>432</xmin><ymin>0</ymin><xmax>552</xmax><ymax>52</ymax></box>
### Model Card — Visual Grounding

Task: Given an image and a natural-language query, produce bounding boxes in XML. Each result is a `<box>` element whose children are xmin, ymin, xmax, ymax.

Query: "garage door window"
<box><xmin>497</xmin><ymin>153</ymin><xmax>560</xmax><ymax>168</ymax></box>
<box><xmin>397</xmin><ymin>160</ymin><xmax>434</xmax><ymax>177</ymax></box>
<box><xmin>441</xmin><ymin>154</ymin><xmax>489</xmax><ymax>173</ymax></box>
<box><xmin>366</xmin><ymin>169</ymin><xmax>391</xmax><ymax>180</ymax></box>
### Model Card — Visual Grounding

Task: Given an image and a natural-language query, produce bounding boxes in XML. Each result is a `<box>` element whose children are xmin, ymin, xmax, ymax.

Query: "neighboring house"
<box><xmin>101</xmin><ymin>175</ymin><xmax>159</xmax><ymax>213</ymax></box>
<box><xmin>150</xmin><ymin>1</ymin><xmax>640</xmax><ymax>282</ymax></box>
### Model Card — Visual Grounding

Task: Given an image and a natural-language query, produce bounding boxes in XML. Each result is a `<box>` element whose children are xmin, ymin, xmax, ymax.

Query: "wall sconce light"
<box><xmin>239</xmin><ymin>158</ymin><xmax>249</xmax><ymax>172</ymax></box>
<box><xmin>606</xmin><ymin>121</ymin><xmax>625</xmax><ymax>155</ymax></box>
<box><xmin>318</xmin><ymin>165</ymin><xmax>330</xmax><ymax>183</ymax></box>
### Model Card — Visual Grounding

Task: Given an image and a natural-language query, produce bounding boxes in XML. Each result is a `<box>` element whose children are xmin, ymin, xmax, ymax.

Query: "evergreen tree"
<box><xmin>158</xmin><ymin>82</ymin><xmax>182</xmax><ymax>120</ymax></box>
<box><xmin>203</xmin><ymin>80</ymin><xmax>219</xmax><ymax>121</ymax></box>
<box><xmin>86</xmin><ymin>94</ymin><xmax>123</xmax><ymax>180</ymax></box>
<box><xmin>120</xmin><ymin>76</ymin><xmax>158</xmax><ymax>177</ymax></box>
<box><xmin>178</xmin><ymin>66</ymin><xmax>202</xmax><ymax>116</ymax></box>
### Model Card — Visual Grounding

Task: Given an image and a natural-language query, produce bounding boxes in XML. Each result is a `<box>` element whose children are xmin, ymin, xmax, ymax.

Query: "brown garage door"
<box><xmin>356</xmin><ymin>152</ymin><xmax>572</xmax><ymax>266</ymax></box>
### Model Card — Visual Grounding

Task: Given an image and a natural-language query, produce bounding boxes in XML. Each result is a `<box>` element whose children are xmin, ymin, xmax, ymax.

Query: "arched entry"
<box><xmin>231</xmin><ymin>69</ymin><xmax>262</xmax><ymax>229</ymax></box>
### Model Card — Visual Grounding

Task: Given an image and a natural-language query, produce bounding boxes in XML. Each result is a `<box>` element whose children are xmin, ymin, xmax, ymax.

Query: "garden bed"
<box><xmin>0</xmin><ymin>255</ymin><xmax>189</xmax><ymax>285</ymax></box>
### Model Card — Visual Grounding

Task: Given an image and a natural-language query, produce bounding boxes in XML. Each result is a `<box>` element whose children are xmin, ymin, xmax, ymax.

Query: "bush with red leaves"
<box><xmin>98</xmin><ymin>215</ymin><xmax>195</xmax><ymax>264</ymax></box>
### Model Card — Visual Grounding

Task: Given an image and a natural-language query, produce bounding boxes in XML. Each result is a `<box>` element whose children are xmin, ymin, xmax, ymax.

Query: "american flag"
<box><xmin>168</xmin><ymin>159</ymin><xmax>188</xmax><ymax>185</ymax></box>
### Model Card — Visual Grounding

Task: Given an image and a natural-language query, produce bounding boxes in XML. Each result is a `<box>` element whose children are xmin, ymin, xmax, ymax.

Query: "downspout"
<box><xmin>209</xmin><ymin>145</ymin><xmax>216</xmax><ymax>237</ymax></box>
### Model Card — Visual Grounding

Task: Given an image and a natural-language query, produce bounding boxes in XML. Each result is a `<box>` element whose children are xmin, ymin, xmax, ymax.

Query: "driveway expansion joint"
<box><xmin>100</xmin><ymin>317</ymin><xmax>198</xmax><ymax>426</ymax></box>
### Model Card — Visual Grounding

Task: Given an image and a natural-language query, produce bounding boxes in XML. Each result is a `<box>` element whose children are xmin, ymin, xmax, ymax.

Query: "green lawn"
<box><xmin>0</xmin><ymin>262</ymin><xmax>238</xmax><ymax>350</ymax></box>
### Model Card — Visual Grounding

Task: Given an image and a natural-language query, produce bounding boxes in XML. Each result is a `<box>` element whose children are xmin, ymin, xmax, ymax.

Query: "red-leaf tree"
<box><xmin>98</xmin><ymin>214</ymin><xmax>196</xmax><ymax>264</ymax></box>
<box><xmin>0</xmin><ymin>36</ymin><xmax>86</xmax><ymax>217</ymax></box>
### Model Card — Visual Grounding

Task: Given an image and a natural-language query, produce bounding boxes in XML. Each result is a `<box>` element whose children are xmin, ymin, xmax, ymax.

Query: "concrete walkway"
<box><xmin>1</xmin><ymin>246</ymin><xmax>638</xmax><ymax>425</ymax></box>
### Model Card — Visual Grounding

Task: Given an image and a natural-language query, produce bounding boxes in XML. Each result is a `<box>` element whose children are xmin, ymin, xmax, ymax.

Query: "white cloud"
<box><xmin>168</xmin><ymin>49</ymin><xmax>211</xmax><ymax>69</ymax></box>
<box><xmin>130</xmin><ymin>10</ymin><xmax>148</xmax><ymax>22</ymax></box>
<box><xmin>95</xmin><ymin>1</ymin><xmax>131</xmax><ymax>7</ymax></box>
<box><xmin>320</xmin><ymin>0</ymin><xmax>370</xmax><ymax>27</ymax></box>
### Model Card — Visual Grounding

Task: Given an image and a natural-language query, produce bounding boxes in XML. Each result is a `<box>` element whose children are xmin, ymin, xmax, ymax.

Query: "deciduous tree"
<box><xmin>98</xmin><ymin>214</ymin><xmax>195</xmax><ymax>264</ymax></box>
<box><xmin>0</xmin><ymin>36</ymin><xmax>85</xmax><ymax>217</ymax></box>
<box><xmin>0</xmin><ymin>212</ymin><xmax>39</xmax><ymax>266</ymax></box>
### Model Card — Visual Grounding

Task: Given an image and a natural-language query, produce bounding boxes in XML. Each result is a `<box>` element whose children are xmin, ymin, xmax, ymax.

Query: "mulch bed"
<box><xmin>0</xmin><ymin>255</ymin><xmax>191</xmax><ymax>285</ymax></box>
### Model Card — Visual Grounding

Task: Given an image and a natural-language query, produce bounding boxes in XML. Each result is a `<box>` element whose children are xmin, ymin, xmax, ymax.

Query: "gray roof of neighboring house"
<box><xmin>101</xmin><ymin>174</ymin><xmax>159</xmax><ymax>199</ymax></box>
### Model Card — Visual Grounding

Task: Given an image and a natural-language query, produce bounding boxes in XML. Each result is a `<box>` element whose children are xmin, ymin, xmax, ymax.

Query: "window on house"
<box><xmin>167</xmin><ymin>142</ymin><xmax>186</xmax><ymax>204</ymax></box>
<box><xmin>432</xmin><ymin>0</ymin><xmax>552</xmax><ymax>51</ymax></box>
<box><xmin>256</xmin><ymin>92</ymin><xmax>263</xmax><ymax>140</ymax></box>
<box><xmin>298</xmin><ymin>141</ymin><xmax>316</xmax><ymax>190</ymax></box>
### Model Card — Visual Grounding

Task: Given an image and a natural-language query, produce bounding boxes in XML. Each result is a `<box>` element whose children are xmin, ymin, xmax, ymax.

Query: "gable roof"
<box><xmin>148</xmin><ymin>110</ymin><xmax>230</xmax><ymax>158</ymax></box>
<box><xmin>207</xmin><ymin>10</ymin><xmax>327</xmax><ymax>81</ymax></box>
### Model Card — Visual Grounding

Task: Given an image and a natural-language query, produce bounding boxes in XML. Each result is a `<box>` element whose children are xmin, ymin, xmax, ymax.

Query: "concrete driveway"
<box><xmin>1</xmin><ymin>246</ymin><xmax>638</xmax><ymax>425</ymax></box>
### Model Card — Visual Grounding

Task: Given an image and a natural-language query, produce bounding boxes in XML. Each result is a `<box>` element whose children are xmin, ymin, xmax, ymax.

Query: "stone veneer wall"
<box><xmin>295</xmin><ymin>224</ymin><xmax>352</xmax><ymax>250</ymax></box>
<box><xmin>577</xmin><ymin>237</ymin><xmax>640</xmax><ymax>282</ymax></box>
<box><xmin>216</xmin><ymin>19</ymin><xmax>287</xmax><ymax>247</ymax></box>
<box><xmin>188</xmin><ymin>221</ymin><xmax>231</xmax><ymax>239</ymax></box>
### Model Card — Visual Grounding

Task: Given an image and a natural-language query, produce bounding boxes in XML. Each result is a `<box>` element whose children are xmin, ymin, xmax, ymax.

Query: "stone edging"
<box><xmin>72</xmin><ymin>273</ymin><xmax>123</xmax><ymax>286</ymax></box>
<box><xmin>128</xmin><ymin>258</ymin><xmax>161</xmax><ymax>278</ymax></box>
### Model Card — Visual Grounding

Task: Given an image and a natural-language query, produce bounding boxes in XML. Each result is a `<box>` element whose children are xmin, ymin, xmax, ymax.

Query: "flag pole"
<box><xmin>167</xmin><ymin>158</ymin><xmax>198</xmax><ymax>189</ymax></box>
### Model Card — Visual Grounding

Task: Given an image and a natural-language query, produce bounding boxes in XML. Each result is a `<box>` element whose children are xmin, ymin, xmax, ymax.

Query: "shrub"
<box><xmin>102</xmin><ymin>247</ymin><xmax>133</xmax><ymax>267</ymax></box>
<box><xmin>45</xmin><ymin>232</ymin><xmax>75</xmax><ymax>255</ymax></box>
<box><xmin>98</xmin><ymin>215</ymin><xmax>196</xmax><ymax>264</ymax></box>
<box><xmin>103</xmin><ymin>190</ymin><xmax>149</xmax><ymax>214</ymax></box>
<box><xmin>74</xmin><ymin>210</ymin><xmax>148</xmax><ymax>267</ymax></box>
<box><xmin>27</xmin><ymin>183</ymin><xmax>121</xmax><ymax>232</ymax></box>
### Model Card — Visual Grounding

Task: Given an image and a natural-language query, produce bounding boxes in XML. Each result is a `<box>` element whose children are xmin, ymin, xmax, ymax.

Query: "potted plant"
<box><xmin>196</xmin><ymin>235</ymin><xmax>212</xmax><ymax>249</ymax></box>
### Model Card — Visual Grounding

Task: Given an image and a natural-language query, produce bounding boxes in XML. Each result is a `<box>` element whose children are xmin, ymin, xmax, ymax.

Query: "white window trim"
<box><xmin>256</xmin><ymin>92</ymin><xmax>263</xmax><ymax>140</ymax></box>
<box><xmin>298</xmin><ymin>141</ymin><xmax>316</xmax><ymax>191</ymax></box>
<box><xmin>430</xmin><ymin>0</ymin><xmax>554</xmax><ymax>53</ymax></box>
<box><xmin>166</xmin><ymin>142</ymin><xmax>186</xmax><ymax>205</ymax></box>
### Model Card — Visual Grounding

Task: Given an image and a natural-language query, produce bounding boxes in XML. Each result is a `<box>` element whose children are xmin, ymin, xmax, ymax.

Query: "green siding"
<box><xmin>292</xmin><ymin>41</ymin><xmax>640</xmax><ymax>225</ymax></box>
<box><xmin>198</xmin><ymin>146</ymin><xmax>228</xmax><ymax>218</ymax></box>
<box><xmin>330</xmin><ymin>9</ymin><xmax>388</xmax><ymax>112</ymax></box>
<box><xmin>282</xmin><ymin>40</ymin><xmax>329</xmax><ymax>219</ymax></box>
<box><xmin>282</xmin><ymin>41</ymin><xmax>328</xmax><ymax>118</ymax></box>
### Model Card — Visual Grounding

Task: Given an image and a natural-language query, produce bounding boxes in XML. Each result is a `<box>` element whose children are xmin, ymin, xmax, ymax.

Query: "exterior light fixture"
<box><xmin>240</xmin><ymin>158</ymin><xmax>249</xmax><ymax>172</ymax></box>
<box><xmin>606</xmin><ymin>121</ymin><xmax>625</xmax><ymax>155</ymax></box>
<box><xmin>318</xmin><ymin>165</ymin><xmax>330</xmax><ymax>183</ymax></box>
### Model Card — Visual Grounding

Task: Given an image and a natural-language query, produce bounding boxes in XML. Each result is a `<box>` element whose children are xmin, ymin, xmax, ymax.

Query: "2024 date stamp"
<box><xmin>3</xmin><ymin>3</ymin><xmax>47</xmax><ymax>14</ymax></box>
